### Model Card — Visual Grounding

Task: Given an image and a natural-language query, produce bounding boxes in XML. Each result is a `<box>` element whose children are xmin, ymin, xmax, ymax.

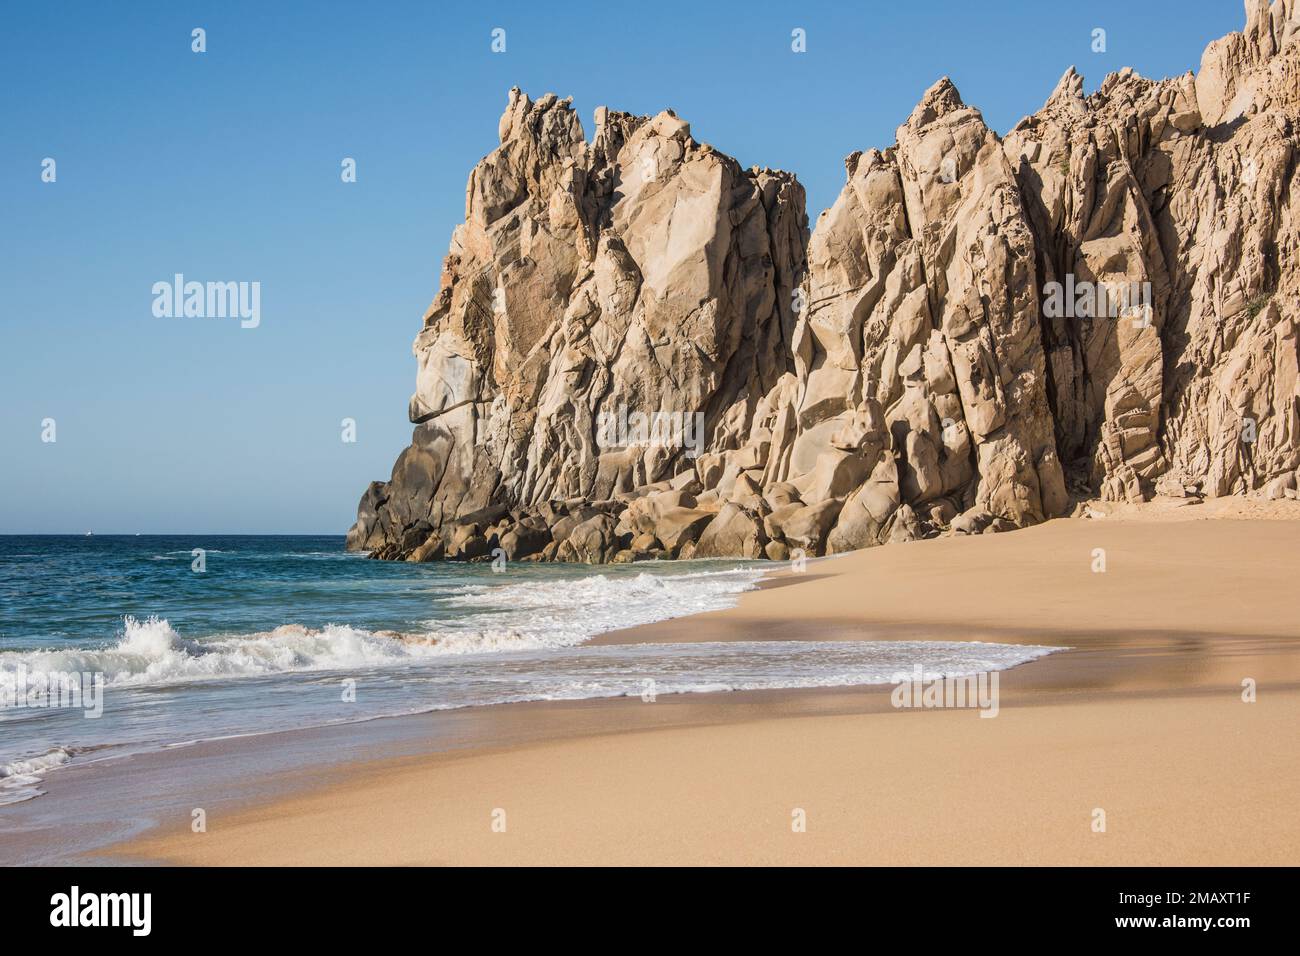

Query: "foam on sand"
<box><xmin>0</xmin><ymin>748</ymin><xmax>71</xmax><ymax>805</ymax></box>
<box><xmin>0</xmin><ymin>559</ymin><xmax>1064</xmax><ymax>806</ymax></box>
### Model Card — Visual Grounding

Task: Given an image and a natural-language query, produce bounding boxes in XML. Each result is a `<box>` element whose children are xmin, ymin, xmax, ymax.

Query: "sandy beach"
<box><xmin>118</xmin><ymin>505</ymin><xmax>1300</xmax><ymax>866</ymax></box>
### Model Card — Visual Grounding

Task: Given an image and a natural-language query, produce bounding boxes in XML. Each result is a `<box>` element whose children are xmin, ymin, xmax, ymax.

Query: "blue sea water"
<box><xmin>0</xmin><ymin>535</ymin><xmax>1056</xmax><ymax>804</ymax></box>
<box><xmin>3</xmin><ymin>534</ymin><xmax>479</xmax><ymax>648</ymax></box>
<box><xmin>3</xmin><ymin>534</ymin><xmax>615</xmax><ymax>649</ymax></box>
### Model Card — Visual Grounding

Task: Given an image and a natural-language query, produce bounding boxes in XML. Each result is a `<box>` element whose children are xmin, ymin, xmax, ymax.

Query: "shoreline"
<box><xmin>6</xmin><ymin>506</ymin><xmax>1299</xmax><ymax>865</ymax></box>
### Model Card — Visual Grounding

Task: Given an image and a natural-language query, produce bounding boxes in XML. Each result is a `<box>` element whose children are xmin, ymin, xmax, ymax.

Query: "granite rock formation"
<box><xmin>350</xmin><ymin>1</ymin><xmax>1300</xmax><ymax>563</ymax></box>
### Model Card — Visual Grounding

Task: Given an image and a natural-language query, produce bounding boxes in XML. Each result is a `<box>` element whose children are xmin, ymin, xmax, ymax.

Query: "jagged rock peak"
<box><xmin>906</xmin><ymin>76</ymin><xmax>967</xmax><ymax>128</ymax></box>
<box><xmin>351</xmin><ymin>3</ymin><xmax>1300</xmax><ymax>564</ymax></box>
<box><xmin>1044</xmin><ymin>66</ymin><xmax>1086</xmax><ymax>114</ymax></box>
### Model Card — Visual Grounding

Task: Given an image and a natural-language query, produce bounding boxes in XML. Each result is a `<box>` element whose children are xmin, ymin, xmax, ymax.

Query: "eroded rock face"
<box><xmin>352</xmin><ymin>1</ymin><xmax>1300</xmax><ymax>562</ymax></box>
<box><xmin>1006</xmin><ymin>0</ymin><xmax>1300</xmax><ymax>504</ymax></box>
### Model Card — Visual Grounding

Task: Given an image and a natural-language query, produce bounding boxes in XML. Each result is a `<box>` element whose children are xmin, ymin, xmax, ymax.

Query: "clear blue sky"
<box><xmin>0</xmin><ymin>0</ymin><xmax>1247</xmax><ymax>533</ymax></box>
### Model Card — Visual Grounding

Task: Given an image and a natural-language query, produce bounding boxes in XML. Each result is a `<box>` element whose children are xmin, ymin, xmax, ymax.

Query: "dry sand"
<box><xmin>120</xmin><ymin>505</ymin><xmax>1300</xmax><ymax>865</ymax></box>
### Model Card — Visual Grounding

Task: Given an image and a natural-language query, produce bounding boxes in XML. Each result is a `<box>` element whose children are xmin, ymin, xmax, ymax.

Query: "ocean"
<box><xmin>0</xmin><ymin>535</ymin><xmax>1056</xmax><ymax>805</ymax></box>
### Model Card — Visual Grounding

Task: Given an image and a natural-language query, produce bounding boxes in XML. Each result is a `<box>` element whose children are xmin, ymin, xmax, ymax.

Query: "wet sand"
<box><xmin>107</xmin><ymin>508</ymin><xmax>1300</xmax><ymax>866</ymax></box>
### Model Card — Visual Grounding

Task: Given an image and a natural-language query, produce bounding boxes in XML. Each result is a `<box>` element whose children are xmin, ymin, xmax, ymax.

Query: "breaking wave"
<box><xmin>0</xmin><ymin>565</ymin><xmax>766</xmax><ymax>688</ymax></box>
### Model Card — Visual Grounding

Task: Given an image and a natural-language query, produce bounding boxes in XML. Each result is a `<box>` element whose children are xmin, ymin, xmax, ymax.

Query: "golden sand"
<box><xmin>120</xmin><ymin>509</ymin><xmax>1300</xmax><ymax>865</ymax></box>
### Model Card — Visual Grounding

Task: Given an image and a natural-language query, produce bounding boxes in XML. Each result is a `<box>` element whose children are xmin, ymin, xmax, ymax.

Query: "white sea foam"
<box><xmin>0</xmin><ymin>748</ymin><xmax>71</xmax><ymax>805</ymax></box>
<box><xmin>0</xmin><ymin>560</ymin><xmax>1064</xmax><ymax>807</ymax></box>
<box><xmin>0</xmin><ymin>565</ymin><xmax>766</xmax><ymax>687</ymax></box>
<box><xmin>432</xmin><ymin>566</ymin><xmax>765</xmax><ymax>653</ymax></box>
<box><xmin>0</xmin><ymin>635</ymin><xmax>1063</xmax><ymax>803</ymax></box>
<box><xmin>0</xmin><ymin>616</ymin><xmax>439</xmax><ymax>687</ymax></box>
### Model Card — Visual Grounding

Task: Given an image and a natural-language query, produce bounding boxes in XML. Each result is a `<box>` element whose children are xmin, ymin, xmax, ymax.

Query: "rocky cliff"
<box><xmin>350</xmin><ymin>0</ymin><xmax>1300</xmax><ymax>564</ymax></box>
